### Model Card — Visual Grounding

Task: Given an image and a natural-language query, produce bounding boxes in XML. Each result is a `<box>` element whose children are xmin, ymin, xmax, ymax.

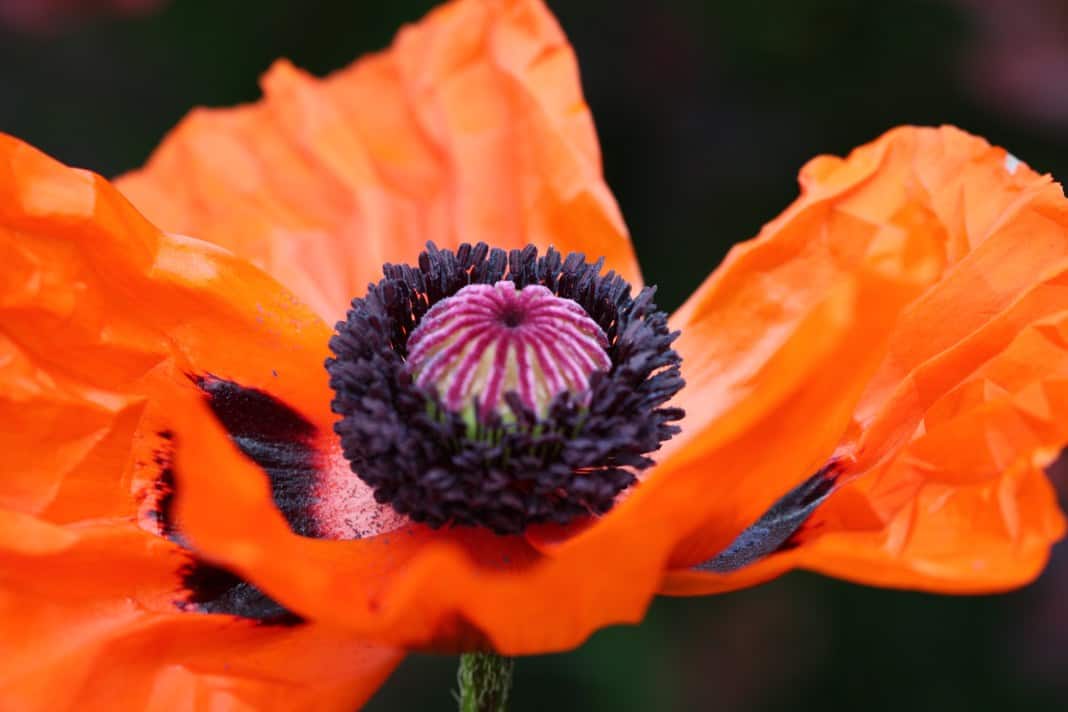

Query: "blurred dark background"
<box><xmin>4</xmin><ymin>0</ymin><xmax>1068</xmax><ymax>709</ymax></box>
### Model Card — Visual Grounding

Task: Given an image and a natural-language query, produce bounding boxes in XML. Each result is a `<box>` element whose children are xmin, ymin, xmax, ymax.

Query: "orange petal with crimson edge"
<box><xmin>0</xmin><ymin>132</ymin><xmax>402</xmax><ymax>706</ymax></box>
<box><xmin>0</xmin><ymin>514</ymin><xmax>401</xmax><ymax>712</ymax></box>
<box><xmin>660</xmin><ymin>126</ymin><xmax>1068</xmax><ymax>595</ymax></box>
<box><xmin>116</xmin><ymin>0</ymin><xmax>641</xmax><ymax>322</ymax></box>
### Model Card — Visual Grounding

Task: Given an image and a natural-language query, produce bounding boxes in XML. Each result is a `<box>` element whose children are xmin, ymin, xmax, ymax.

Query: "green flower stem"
<box><xmin>457</xmin><ymin>652</ymin><xmax>514</xmax><ymax>712</ymax></box>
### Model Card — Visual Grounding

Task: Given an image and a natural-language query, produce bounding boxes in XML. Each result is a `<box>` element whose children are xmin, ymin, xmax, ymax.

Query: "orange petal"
<box><xmin>661</xmin><ymin>126</ymin><xmax>1068</xmax><ymax>594</ymax></box>
<box><xmin>0</xmin><ymin>132</ymin><xmax>401</xmax><ymax>708</ymax></box>
<box><xmin>0</xmin><ymin>131</ymin><xmax>333</xmax><ymax>520</ymax></box>
<box><xmin>170</xmin><ymin>402</ymin><xmax>632</xmax><ymax>653</ymax></box>
<box><xmin>116</xmin><ymin>0</ymin><xmax>640</xmax><ymax>322</ymax></box>
<box><xmin>656</xmin><ymin>126</ymin><xmax>954</xmax><ymax>564</ymax></box>
<box><xmin>0</xmin><ymin>514</ymin><xmax>401</xmax><ymax>711</ymax></box>
<box><xmin>665</xmin><ymin>125</ymin><xmax>949</xmax><ymax>469</ymax></box>
<box><xmin>663</xmin><ymin>457</ymin><xmax>1061</xmax><ymax>596</ymax></box>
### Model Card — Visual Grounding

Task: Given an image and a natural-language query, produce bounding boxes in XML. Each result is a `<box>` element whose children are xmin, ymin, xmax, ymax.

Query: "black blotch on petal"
<box><xmin>151</xmin><ymin>428</ymin><xmax>303</xmax><ymax>626</ymax></box>
<box><xmin>179</xmin><ymin>559</ymin><xmax>302</xmax><ymax>625</ymax></box>
<box><xmin>192</xmin><ymin>375</ymin><xmax>316</xmax><ymax>443</ymax></box>
<box><xmin>151</xmin><ymin>429</ymin><xmax>178</xmax><ymax>540</ymax></box>
<box><xmin>191</xmin><ymin>374</ymin><xmax>322</xmax><ymax>538</ymax></box>
<box><xmin>693</xmin><ymin>460</ymin><xmax>843</xmax><ymax>574</ymax></box>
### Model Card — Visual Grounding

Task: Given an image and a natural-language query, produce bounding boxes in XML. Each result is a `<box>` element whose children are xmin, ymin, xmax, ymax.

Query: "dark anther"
<box><xmin>327</xmin><ymin>242</ymin><xmax>685</xmax><ymax>535</ymax></box>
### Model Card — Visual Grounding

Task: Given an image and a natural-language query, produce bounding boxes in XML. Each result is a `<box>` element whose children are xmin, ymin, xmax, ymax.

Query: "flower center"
<box><xmin>406</xmin><ymin>280</ymin><xmax>611</xmax><ymax>422</ymax></box>
<box><xmin>326</xmin><ymin>242</ymin><xmax>685</xmax><ymax>535</ymax></box>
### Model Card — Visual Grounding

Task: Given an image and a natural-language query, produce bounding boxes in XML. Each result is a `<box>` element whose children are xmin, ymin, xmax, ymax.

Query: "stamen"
<box><xmin>406</xmin><ymin>280</ymin><xmax>611</xmax><ymax>421</ymax></box>
<box><xmin>327</xmin><ymin>242</ymin><xmax>685</xmax><ymax>535</ymax></box>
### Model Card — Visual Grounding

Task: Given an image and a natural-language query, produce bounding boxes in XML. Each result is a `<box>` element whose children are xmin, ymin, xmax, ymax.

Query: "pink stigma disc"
<box><xmin>406</xmin><ymin>280</ymin><xmax>611</xmax><ymax>419</ymax></box>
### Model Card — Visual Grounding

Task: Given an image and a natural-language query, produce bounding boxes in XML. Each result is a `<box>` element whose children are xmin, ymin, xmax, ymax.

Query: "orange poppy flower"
<box><xmin>3</xmin><ymin>0</ymin><xmax>1068</xmax><ymax>708</ymax></box>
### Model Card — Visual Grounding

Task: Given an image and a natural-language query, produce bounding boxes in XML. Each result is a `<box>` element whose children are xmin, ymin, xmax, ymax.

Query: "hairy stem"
<box><xmin>457</xmin><ymin>652</ymin><xmax>514</xmax><ymax>712</ymax></box>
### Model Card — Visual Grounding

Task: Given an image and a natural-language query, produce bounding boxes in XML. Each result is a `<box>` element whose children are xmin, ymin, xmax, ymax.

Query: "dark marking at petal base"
<box><xmin>193</xmin><ymin>375</ymin><xmax>316</xmax><ymax>442</ymax></box>
<box><xmin>192</xmin><ymin>374</ymin><xmax>323</xmax><ymax>538</ymax></box>
<box><xmin>693</xmin><ymin>461</ymin><xmax>842</xmax><ymax>573</ymax></box>
<box><xmin>150</xmin><ymin>429</ymin><xmax>178</xmax><ymax>540</ymax></box>
<box><xmin>151</xmin><ymin>429</ymin><xmax>302</xmax><ymax>625</ymax></box>
<box><xmin>179</xmin><ymin>559</ymin><xmax>301</xmax><ymax>625</ymax></box>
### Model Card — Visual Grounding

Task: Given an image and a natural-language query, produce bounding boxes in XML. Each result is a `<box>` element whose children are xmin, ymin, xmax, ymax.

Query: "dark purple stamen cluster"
<box><xmin>326</xmin><ymin>242</ymin><xmax>684</xmax><ymax>535</ymax></box>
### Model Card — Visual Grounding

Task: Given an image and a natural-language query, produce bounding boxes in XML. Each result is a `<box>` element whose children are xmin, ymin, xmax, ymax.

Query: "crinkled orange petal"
<box><xmin>0</xmin><ymin>133</ymin><xmax>400</xmax><ymax>706</ymax></box>
<box><xmin>655</xmin><ymin>126</ymin><xmax>953</xmax><ymax>564</ymax></box>
<box><xmin>660</xmin><ymin>126</ymin><xmax>1068</xmax><ymax>594</ymax></box>
<box><xmin>663</xmin><ymin>457</ymin><xmax>1061</xmax><ymax>596</ymax></box>
<box><xmin>116</xmin><ymin>0</ymin><xmax>640</xmax><ymax>322</ymax></box>
<box><xmin>0</xmin><ymin>131</ymin><xmax>333</xmax><ymax>519</ymax></box>
<box><xmin>0</xmin><ymin>516</ymin><xmax>401</xmax><ymax>711</ymax></box>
